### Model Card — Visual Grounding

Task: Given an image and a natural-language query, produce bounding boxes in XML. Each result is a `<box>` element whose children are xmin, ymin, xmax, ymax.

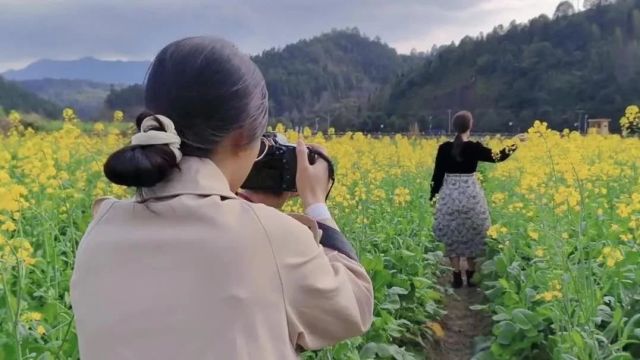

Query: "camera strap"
<box><xmin>313</xmin><ymin>150</ymin><xmax>336</xmax><ymax>201</ymax></box>
<box><xmin>317</xmin><ymin>222</ymin><xmax>358</xmax><ymax>262</ymax></box>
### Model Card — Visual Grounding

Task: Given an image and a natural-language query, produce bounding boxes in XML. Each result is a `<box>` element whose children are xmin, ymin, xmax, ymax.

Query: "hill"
<box><xmin>16</xmin><ymin>79</ymin><xmax>116</xmax><ymax>119</ymax></box>
<box><xmin>2</xmin><ymin>57</ymin><xmax>150</xmax><ymax>84</ymax></box>
<box><xmin>381</xmin><ymin>0</ymin><xmax>640</xmax><ymax>132</ymax></box>
<box><xmin>105</xmin><ymin>28</ymin><xmax>423</xmax><ymax>129</ymax></box>
<box><xmin>252</xmin><ymin>28</ymin><xmax>422</xmax><ymax>129</ymax></box>
<box><xmin>0</xmin><ymin>76</ymin><xmax>61</xmax><ymax>118</ymax></box>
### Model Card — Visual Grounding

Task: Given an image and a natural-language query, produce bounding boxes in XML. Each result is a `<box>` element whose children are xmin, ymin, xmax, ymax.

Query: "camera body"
<box><xmin>241</xmin><ymin>133</ymin><xmax>334</xmax><ymax>194</ymax></box>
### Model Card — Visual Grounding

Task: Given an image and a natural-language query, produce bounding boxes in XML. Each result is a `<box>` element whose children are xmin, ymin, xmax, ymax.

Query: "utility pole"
<box><xmin>576</xmin><ymin>109</ymin><xmax>584</xmax><ymax>134</ymax></box>
<box><xmin>583</xmin><ymin>114</ymin><xmax>589</xmax><ymax>134</ymax></box>
<box><xmin>448</xmin><ymin>109</ymin><xmax>452</xmax><ymax>134</ymax></box>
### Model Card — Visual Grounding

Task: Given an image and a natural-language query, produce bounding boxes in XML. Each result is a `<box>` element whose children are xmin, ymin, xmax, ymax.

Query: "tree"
<box><xmin>554</xmin><ymin>1</ymin><xmax>576</xmax><ymax>18</ymax></box>
<box><xmin>583</xmin><ymin>0</ymin><xmax>615</xmax><ymax>9</ymax></box>
<box><xmin>382</xmin><ymin>0</ymin><xmax>640</xmax><ymax>132</ymax></box>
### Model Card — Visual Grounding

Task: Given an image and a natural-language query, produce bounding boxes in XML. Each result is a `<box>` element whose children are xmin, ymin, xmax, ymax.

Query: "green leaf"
<box><xmin>359</xmin><ymin>343</ymin><xmax>378</xmax><ymax>359</ymax></box>
<box><xmin>388</xmin><ymin>287</ymin><xmax>409</xmax><ymax>295</ymax></box>
<box><xmin>494</xmin><ymin>321</ymin><xmax>518</xmax><ymax>345</ymax></box>
<box><xmin>511</xmin><ymin>308</ymin><xmax>538</xmax><ymax>330</ymax></box>
<box><xmin>570</xmin><ymin>330</ymin><xmax>585</xmax><ymax>349</ymax></box>
<box><xmin>492</xmin><ymin>313</ymin><xmax>511</xmax><ymax>321</ymax></box>
<box><xmin>622</xmin><ymin>313</ymin><xmax>640</xmax><ymax>340</ymax></box>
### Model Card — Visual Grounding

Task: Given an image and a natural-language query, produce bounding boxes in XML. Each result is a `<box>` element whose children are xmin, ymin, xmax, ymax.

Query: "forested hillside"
<box><xmin>381</xmin><ymin>0</ymin><xmax>640</xmax><ymax>132</ymax></box>
<box><xmin>17</xmin><ymin>79</ymin><xmax>115</xmax><ymax>119</ymax></box>
<box><xmin>253</xmin><ymin>28</ymin><xmax>422</xmax><ymax>129</ymax></box>
<box><xmin>103</xmin><ymin>1</ymin><xmax>640</xmax><ymax>133</ymax></box>
<box><xmin>105</xmin><ymin>29</ymin><xmax>423</xmax><ymax>129</ymax></box>
<box><xmin>0</xmin><ymin>76</ymin><xmax>60</xmax><ymax>118</ymax></box>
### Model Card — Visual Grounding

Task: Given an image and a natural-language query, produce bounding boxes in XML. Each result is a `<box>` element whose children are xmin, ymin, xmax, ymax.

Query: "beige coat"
<box><xmin>71</xmin><ymin>157</ymin><xmax>374</xmax><ymax>360</ymax></box>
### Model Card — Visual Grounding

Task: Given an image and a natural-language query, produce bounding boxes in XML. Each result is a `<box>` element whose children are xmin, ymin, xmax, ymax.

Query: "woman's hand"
<box><xmin>296</xmin><ymin>139</ymin><xmax>332</xmax><ymax>209</ymax></box>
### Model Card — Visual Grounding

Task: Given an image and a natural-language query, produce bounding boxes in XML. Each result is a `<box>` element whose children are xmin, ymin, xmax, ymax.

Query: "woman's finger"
<box><xmin>307</xmin><ymin>143</ymin><xmax>329</xmax><ymax>156</ymax></box>
<box><xmin>296</xmin><ymin>139</ymin><xmax>310</xmax><ymax>169</ymax></box>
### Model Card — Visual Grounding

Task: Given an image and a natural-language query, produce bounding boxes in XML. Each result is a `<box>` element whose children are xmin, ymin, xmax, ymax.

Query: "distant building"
<box><xmin>587</xmin><ymin>118</ymin><xmax>611</xmax><ymax>135</ymax></box>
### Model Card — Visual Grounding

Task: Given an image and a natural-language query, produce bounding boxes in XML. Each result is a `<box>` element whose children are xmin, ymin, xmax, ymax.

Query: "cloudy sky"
<box><xmin>0</xmin><ymin>0</ymin><xmax>561</xmax><ymax>71</ymax></box>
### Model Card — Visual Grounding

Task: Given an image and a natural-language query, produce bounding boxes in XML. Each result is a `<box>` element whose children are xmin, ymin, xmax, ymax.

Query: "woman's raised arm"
<box><xmin>474</xmin><ymin>141</ymin><xmax>518</xmax><ymax>163</ymax></box>
<box><xmin>252</xmin><ymin>205</ymin><xmax>374</xmax><ymax>350</ymax></box>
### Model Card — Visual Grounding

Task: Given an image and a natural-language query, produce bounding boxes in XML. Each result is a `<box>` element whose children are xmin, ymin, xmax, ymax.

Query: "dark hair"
<box><xmin>104</xmin><ymin>36</ymin><xmax>269</xmax><ymax>188</ymax></box>
<box><xmin>451</xmin><ymin>111</ymin><xmax>473</xmax><ymax>161</ymax></box>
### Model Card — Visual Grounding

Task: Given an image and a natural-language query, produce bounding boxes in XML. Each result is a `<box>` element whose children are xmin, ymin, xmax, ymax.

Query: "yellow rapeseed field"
<box><xmin>0</xmin><ymin>109</ymin><xmax>639</xmax><ymax>359</ymax></box>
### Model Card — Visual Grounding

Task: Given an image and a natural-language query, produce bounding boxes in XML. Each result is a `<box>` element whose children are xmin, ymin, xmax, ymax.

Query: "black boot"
<box><xmin>466</xmin><ymin>270</ymin><xmax>476</xmax><ymax>287</ymax></box>
<box><xmin>452</xmin><ymin>271</ymin><xmax>463</xmax><ymax>288</ymax></box>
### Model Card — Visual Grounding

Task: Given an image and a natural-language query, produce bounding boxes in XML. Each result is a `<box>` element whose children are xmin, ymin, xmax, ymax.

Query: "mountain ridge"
<box><xmin>2</xmin><ymin>57</ymin><xmax>151</xmax><ymax>84</ymax></box>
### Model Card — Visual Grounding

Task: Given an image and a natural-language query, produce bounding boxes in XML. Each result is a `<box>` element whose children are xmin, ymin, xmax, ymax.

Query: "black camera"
<box><xmin>241</xmin><ymin>133</ymin><xmax>335</xmax><ymax>196</ymax></box>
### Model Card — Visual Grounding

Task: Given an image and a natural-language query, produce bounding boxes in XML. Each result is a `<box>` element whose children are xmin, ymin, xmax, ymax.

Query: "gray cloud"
<box><xmin>0</xmin><ymin>0</ymin><xmax>558</xmax><ymax>71</ymax></box>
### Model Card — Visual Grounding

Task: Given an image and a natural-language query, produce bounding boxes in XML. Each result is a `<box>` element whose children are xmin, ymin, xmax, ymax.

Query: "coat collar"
<box><xmin>138</xmin><ymin>156</ymin><xmax>238</xmax><ymax>201</ymax></box>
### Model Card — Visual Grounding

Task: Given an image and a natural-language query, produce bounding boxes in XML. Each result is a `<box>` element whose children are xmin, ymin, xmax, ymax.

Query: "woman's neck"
<box><xmin>458</xmin><ymin>132</ymin><xmax>470</xmax><ymax>141</ymax></box>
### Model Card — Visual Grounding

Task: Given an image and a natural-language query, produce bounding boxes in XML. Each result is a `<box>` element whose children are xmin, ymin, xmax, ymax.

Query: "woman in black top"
<box><xmin>430</xmin><ymin>111</ymin><xmax>524</xmax><ymax>288</ymax></box>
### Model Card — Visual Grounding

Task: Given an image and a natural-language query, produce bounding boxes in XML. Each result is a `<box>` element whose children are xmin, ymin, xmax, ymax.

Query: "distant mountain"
<box><xmin>16</xmin><ymin>79</ymin><xmax>118</xmax><ymax>119</ymax></box>
<box><xmin>2</xmin><ymin>57</ymin><xmax>151</xmax><ymax>84</ymax></box>
<box><xmin>0</xmin><ymin>76</ymin><xmax>61</xmax><ymax>118</ymax></box>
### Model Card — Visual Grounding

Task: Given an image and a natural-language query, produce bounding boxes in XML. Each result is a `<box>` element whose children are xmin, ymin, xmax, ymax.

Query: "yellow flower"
<box><xmin>63</xmin><ymin>108</ymin><xmax>78</xmax><ymax>123</ymax></box>
<box><xmin>534</xmin><ymin>247</ymin><xmax>545</xmax><ymax>258</ymax></box>
<box><xmin>491</xmin><ymin>192</ymin><xmax>506</xmax><ymax>205</ymax></box>
<box><xmin>371</xmin><ymin>188</ymin><xmax>386</xmax><ymax>202</ymax></box>
<box><xmin>528</xmin><ymin>229</ymin><xmax>539</xmax><ymax>241</ymax></box>
<box><xmin>275</xmin><ymin>123</ymin><xmax>286</xmax><ymax>134</ymax></box>
<box><xmin>113</xmin><ymin>110</ymin><xmax>124</xmax><ymax>123</ymax></box>
<box><xmin>426</xmin><ymin>321</ymin><xmax>445</xmax><ymax>338</ymax></box>
<box><xmin>303</xmin><ymin>127</ymin><xmax>312</xmax><ymax>137</ymax></box>
<box><xmin>1</xmin><ymin>221</ymin><xmax>16</xmax><ymax>232</ymax></box>
<box><xmin>393</xmin><ymin>187</ymin><xmax>411</xmax><ymax>206</ymax></box>
<box><xmin>21</xmin><ymin>311</ymin><xmax>43</xmax><ymax>322</ymax></box>
<box><xmin>8</xmin><ymin>110</ymin><xmax>22</xmax><ymax>127</ymax></box>
<box><xmin>561</xmin><ymin>232</ymin><xmax>569</xmax><ymax>240</ymax></box>
<box><xmin>598</xmin><ymin>246</ymin><xmax>624</xmax><ymax>268</ymax></box>
<box><xmin>36</xmin><ymin>325</ymin><xmax>46</xmax><ymax>336</ymax></box>
<box><xmin>620</xmin><ymin>233</ymin><xmax>632</xmax><ymax>242</ymax></box>
<box><xmin>617</xmin><ymin>204</ymin><xmax>631</xmax><ymax>218</ymax></box>
<box><xmin>487</xmin><ymin>225</ymin><xmax>508</xmax><ymax>239</ymax></box>
<box><xmin>535</xmin><ymin>280</ymin><xmax>562</xmax><ymax>301</ymax></box>
<box><xmin>93</xmin><ymin>122</ymin><xmax>105</xmax><ymax>132</ymax></box>
<box><xmin>535</xmin><ymin>290</ymin><xmax>562</xmax><ymax>302</ymax></box>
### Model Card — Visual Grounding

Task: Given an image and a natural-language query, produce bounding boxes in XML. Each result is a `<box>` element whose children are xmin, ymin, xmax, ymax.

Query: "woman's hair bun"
<box><xmin>103</xmin><ymin>112</ymin><xmax>179</xmax><ymax>188</ymax></box>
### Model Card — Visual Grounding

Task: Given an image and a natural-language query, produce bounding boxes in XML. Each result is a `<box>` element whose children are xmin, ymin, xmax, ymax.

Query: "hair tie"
<box><xmin>131</xmin><ymin>115</ymin><xmax>183</xmax><ymax>162</ymax></box>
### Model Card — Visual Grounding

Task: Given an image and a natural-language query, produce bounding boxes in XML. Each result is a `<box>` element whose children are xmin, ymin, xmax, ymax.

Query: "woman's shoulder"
<box><xmin>246</xmin><ymin>202</ymin><xmax>316</xmax><ymax>239</ymax></box>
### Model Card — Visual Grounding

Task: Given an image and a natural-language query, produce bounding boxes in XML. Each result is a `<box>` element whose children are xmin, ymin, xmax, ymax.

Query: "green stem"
<box><xmin>13</xmin><ymin>263</ymin><xmax>24</xmax><ymax>360</ymax></box>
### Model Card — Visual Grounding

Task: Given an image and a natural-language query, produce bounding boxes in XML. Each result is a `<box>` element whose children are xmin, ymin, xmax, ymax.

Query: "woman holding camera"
<box><xmin>71</xmin><ymin>37</ymin><xmax>373</xmax><ymax>360</ymax></box>
<box><xmin>430</xmin><ymin>111</ymin><xmax>524</xmax><ymax>288</ymax></box>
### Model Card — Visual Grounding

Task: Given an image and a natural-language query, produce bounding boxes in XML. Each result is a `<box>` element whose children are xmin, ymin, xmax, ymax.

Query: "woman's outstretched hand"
<box><xmin>296</xmin><ymin>139</ymin><xmax>331</xmax><ymax>209</ymax></box>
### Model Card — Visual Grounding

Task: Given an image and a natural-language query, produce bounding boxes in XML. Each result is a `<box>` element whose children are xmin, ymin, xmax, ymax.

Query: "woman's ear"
<box><xmin>227</xmin><ymin>129</ymin><xmax>258</xmax><ymax>154</ymax></box>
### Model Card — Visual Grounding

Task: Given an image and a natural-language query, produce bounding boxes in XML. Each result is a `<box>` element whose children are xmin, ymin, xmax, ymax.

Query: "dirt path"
<box><xmin>425</xmin><ymin>270</ymin><xmax>493</xmax><ymax>360</ymax></box>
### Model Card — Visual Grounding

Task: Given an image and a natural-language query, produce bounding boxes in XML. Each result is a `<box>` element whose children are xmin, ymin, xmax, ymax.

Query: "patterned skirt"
<box><xmin>433</xmin><ymin>173</ymin><xmax>491</xmax><ymax>258</ymax></box>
